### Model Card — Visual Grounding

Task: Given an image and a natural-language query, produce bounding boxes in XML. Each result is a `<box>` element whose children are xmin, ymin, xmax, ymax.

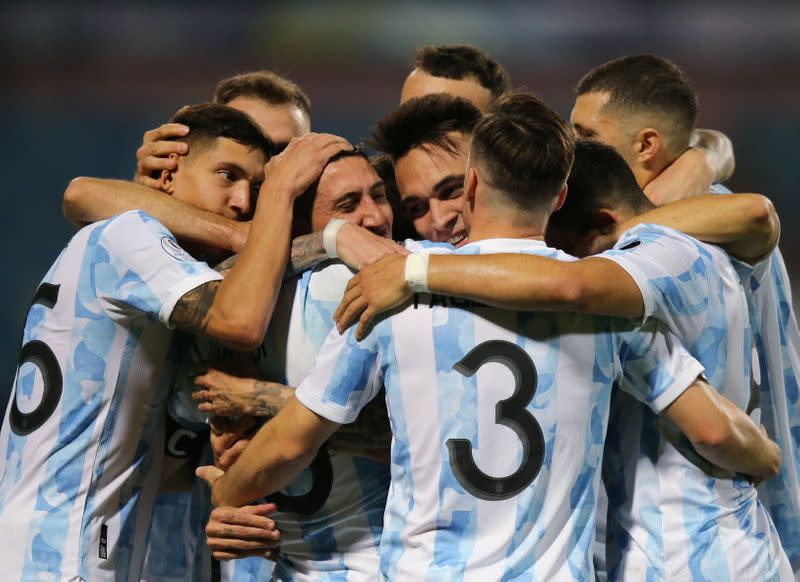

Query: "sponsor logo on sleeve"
<box><xmin>161</xmin><ymin>237</ymin><xmax>194</xmax><ymax>261</ymax></box>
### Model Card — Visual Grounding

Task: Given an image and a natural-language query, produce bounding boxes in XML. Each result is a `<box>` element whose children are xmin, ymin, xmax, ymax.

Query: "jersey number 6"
<box><xmin>11</xmin><ymin>283</ymin><xmax>63</xmax><ymax>436</ymax></box>
<box><xmin>447</xmin><ymin>340</ymin><xmax>545</xmax><ymax>501</ymax></box>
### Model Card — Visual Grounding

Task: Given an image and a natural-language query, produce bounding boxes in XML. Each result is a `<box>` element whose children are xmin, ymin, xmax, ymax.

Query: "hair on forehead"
<box><xmin>168</xmin><ymin>103</ymin><xmax>274</xmax><ymax>158</ymax></box>
<box><xmin>371</xmin><ymin>94</ymin><xmax>482</xmax><ymax>161</ymax></box>
<box><xmin>213</xmin><ymin>70</ymin><xmax>311</xmax><ymax>117</ymax></box>
<box><xmin>414</xmin><ymin>44</ymin><xmax>511</xmax><ymax>99</ymax></box>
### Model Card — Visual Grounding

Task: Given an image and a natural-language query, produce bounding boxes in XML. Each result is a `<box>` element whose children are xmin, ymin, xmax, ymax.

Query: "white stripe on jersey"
<box><xmin>0</xmin><ymin>211</ymin><xmax>221</xmax><ymax>582</ymax></box>
<box><xmin>297</xmin><ymin>238</ymin><xmax>705</xmax><ymax>581</ymax></box>
<box><xmin>600</xmin><ymin>224</ymin><xmax>792</xmax><ymax>580</ymax></box>
<box><xmin>164</xmin><ymin>261</ymin><xmax>388</xmax><ymax>581</ymax></box>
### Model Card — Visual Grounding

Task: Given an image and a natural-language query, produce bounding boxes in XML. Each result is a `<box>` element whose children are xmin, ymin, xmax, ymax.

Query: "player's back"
<box><xmin>297</xmin><ymin>239</ymin><xmax>703</xmax><ymax>581</ymax></box>
<box><xmin>599</xmin><ymin>224</ymin><xmax>789</xmax><ymax>580</ymax></box>
<box><xmin>0</xmin><ymin>211</ymin><xmax>220</xmax><ymax>581</ymax></box>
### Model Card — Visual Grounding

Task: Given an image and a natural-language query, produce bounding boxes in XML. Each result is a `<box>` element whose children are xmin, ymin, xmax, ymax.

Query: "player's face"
<box><xmin>394</xmin><ymin>133</ymin><xmax>470</xmax><ymax>246</ymax></box>
<box><xmin>311</xmin><ymin>156</ymin><xmax>393</xmax><ymax>238</ymax></box>
<box><xmin>401</xmin><ymin>69</ymin><xmax>493</xmax><ymax>112</ymax></box>
<box><xmin>570</xmin><ymin>92</ymin><xmax>632</xmax><ymax>160</ymax></box>
<box><xmin>168</xmin><ymin>137</ymin><xmax>266</xmax><ymax>221</ymax></box>
<box><xmin>226</xmin><ymin>96</ymin><xmax>310</xmax><ymax>152</ymax></box>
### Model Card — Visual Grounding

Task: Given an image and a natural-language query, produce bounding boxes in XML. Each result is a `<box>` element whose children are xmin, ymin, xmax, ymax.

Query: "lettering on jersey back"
<box><xmin>413</xmin><ymin>293</ymin><xmax>487</xmax><ymax>310</ymax></box>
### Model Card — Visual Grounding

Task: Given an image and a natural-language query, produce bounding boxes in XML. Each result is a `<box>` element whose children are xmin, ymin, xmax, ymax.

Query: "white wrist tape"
<box><xmin>323</xmin><ymin>218</ymin><xmax>348</xmax><ymax>258</ymax></box>
<box><xmin>404</xmin><ymin>253</ymin><xmax>430</xmax><ymax>293</ymax></box>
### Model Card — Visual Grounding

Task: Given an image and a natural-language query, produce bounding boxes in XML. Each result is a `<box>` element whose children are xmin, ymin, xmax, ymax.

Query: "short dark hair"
<box><xmin>547</xmin><ymin>140</ymin><xmax>654</xmax><ymax>238</ymax></box>
<box><xmin>415</xmin><ymin>45</ymin><xmax>511</xmax><ymax>99</ymax></box>
<box><xmin>471</xmin><ymin>91</ymin><xmax>574</xmax><ymax>212</ymax></box>
<box><xmin>168</xmin><ymin>103</ymin><xmax>273</xmax><ymax>158</ymax></box>
<box><xmin>213</xmin><ymin>70</ymin><xmax>311</xmax><ymax>118</ymax></box>
<box><xmin>371</xmin><ymin>94</ymin><xmax>483</xmax><ymax>161</ymax></box>
<box><xmin>575</xmin><ymin>54</ymin><xmax>697</xmax><ymax>152</ymax></box>
<box><xmin>293</xmin><ymin>145</ymin><xmax>371</xmax><ymax>228</ymax></box>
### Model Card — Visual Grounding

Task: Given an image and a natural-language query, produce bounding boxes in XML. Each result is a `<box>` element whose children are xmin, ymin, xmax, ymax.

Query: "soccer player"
<box><xmin>180</xmin><ymin>147</ymin><xmax>394</xmax><ymax>581</ymax></box>
<box><xmin>570</xmin><ymin>54</ymin><xmax>800</xmax><ymax>575</ymax></box>
<box><xmin>335</xmin><ymin>138</ymin><xmax>792</xmax><ymax>579</ymax></box>
<box><xmin>0</xmin><ymin>103</ymin><xmax>349</xmax><ymax>581</ymax></box>
<box><xmin>196</xmin><ymin>92</ymin><xmax>778</xmax><ymax>580</ymax></box>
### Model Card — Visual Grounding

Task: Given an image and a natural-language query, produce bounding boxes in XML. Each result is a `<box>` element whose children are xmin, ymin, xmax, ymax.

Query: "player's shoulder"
<box><xmin>458</xmin><ymin>238</ymin><xmax>578</xmax><ymax>262</ymax></box>
<box><xmin>616</xmin><ymin>223</ymin><xmax>713</xmax><ymax>257</ymax></box>
<box><xmin>403</xmin><ymin>238</ymin><xmax>456</xmax><ymax>254</ymax></box>
<box><xmin>305</xmin><ymin>260</ymin><xmax>356</xmax><ymax>302</ymax></box>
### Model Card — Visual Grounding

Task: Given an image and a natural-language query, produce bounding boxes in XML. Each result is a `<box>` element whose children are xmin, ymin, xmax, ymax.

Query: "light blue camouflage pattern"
<box><xmin>296</xmin><ymin>239</ymin><xmax>706</xmax><ymax>581</ymax></box>
<box><xmin>0</xmin><ymin>210</ymin><xmax>222</xmax><ymax>582</ymax></box>
<box><xmin>600</xmin><ymin>223</ymin><xmax>791</xmax><ymax>580</ymax></box>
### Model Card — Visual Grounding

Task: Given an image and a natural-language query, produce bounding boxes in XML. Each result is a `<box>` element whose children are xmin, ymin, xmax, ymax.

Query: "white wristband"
<box><xmin>404</xmin><ymin>253</ymin><xmax>430</xmax><ymax>293</ymax></box>
<box><xmin>323</xmin><ymin>218</ymin><xmax>347</xmax><ymax>258</ymax></box>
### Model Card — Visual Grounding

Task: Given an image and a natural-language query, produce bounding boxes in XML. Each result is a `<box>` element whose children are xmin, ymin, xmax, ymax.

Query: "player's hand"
<box><xmin>333</xmin><ymin>254</ymin><xmax>411</xmax><ymax>340</ymax></box>
<box><xmin>262</xmin><ymin>133</ymin><xmax>352</xmax><ymax>201</ymax></box>
<box><xmin>336</xmin><ymin>223</ymin><xmax>409</xmax><ymax>271</ymax></box>
<box><xmin>643</xmin><ymin>147</ymin><xmax>714</xmax><ymax>205</ymax></box>
<box><xmin>193</xmin><ymin>367</ymin><xmax>258</xmax><ymax>417</ymax></box>
<box><xmin>135</xmin><ymin>123</ymin><xmax>190</xmax><ymax>189</ymax></box>
<box><xmin>210</xmin><ymin>416</ymin><xmax>258</xmax><ymax>468</ymax></box>
<box><xmin>204</xmin><ymin>503</ymin><xmax>282</xmax><ymax>560</ymax></box>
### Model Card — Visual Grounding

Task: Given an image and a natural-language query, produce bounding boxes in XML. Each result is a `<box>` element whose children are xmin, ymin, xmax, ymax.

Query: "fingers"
<box><xmin>333</xmin><ymin>278</ymin><xmax>363</xmax><ymax>323</ymax></box>
<box><xmin>219</xmin><ymin>439</ymin><xmax>250</xmax><ymax>470</ymax></box>
<box><xmin>196</xmin><ymin>465</ymin><xmax>225</xmax><ymax>486</ymax></box>
<box><xmin>143</xmin><ymin>123</ymin><xmax>190</xmax><ymax>143</ymax></box>
<box><xmin>209</xmin><ymin>505</ymin><xmax>279</xmax><ymax>531</ymax></box>
<box><xmin>355</xmin><ymin>307</ymin><xmax>377</xmax><ymax>341</ymax></box>
<box><xmin>212</xmin><ymin>548</ymin><xmax>276</xmax><ymax>561</ymax></box>
<box><xmin>335</xmin><ymin>293</ymin><xmax>367</xmax><ymax>333</ymax></box>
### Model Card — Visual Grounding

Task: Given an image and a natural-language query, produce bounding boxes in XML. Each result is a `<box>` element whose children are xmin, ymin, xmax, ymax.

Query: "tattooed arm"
<box><xmin>193</xmin><ymin>368</ymin><xmax>294</xmax><ymax>419</ymax></box>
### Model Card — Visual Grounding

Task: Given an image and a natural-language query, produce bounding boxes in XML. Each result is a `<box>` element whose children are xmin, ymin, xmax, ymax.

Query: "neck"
<box><xmin>466</xmin><ymin>205</ymin><xmax>547</xmax><ymax>243</ymax></box>
<box><xmin>632</xmin><ymin>150</ymin><xmax>674</xmax><ymax>190</ymax></box>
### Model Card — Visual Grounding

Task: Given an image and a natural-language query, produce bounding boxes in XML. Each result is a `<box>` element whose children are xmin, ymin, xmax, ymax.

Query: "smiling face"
<box><xmin>164</xmin><ymin>136</ymin><xmax>266</xmax><ymax>221</ymax></box>
<box><xmin>393</xmin><ymin>132</ymin><xmax>470</xmax><ymax>246</ymax></box>
<box><xmin>310</xmin><ymin>155</ymin><xmax>393</xmax><ymax>238</ymax></box>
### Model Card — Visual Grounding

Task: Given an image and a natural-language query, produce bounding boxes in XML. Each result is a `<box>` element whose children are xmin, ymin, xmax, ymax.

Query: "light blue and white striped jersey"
<box><xmin>296</xmin><ymin>238</ymin><xmax>705</xmax><ymax>581</ymax></box>
<box><xmin>599</xmin><ymin>223</ymin><xmax>792</xmax><ymax>581</ymax></box>
<box><xmin>709</xmin><ymin>184</ymin><xmax>800</xmax><ymax>574</ymax></box>
<box><xmin>172</xmin><ymin>261</ymin><xmax>390</xmax><ymax>581</ymax></box>
<box><xmin>0</xmin><ymin>210</ymin><xmax>222</xmax><ymax>582</ymax></box>
<box><xmin>256</xmin><ymin>262</ymin><xmax>389</xmax><ymax>581</ymax></box>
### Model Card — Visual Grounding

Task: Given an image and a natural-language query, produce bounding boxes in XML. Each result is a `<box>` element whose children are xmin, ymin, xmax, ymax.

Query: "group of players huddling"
<box><xmin>0</xmin><ymin>44</ymin><xmax>798</xmax><ymax>582</ymax></box>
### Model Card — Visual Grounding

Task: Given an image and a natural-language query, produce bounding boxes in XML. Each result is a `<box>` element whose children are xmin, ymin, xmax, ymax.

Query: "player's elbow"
<box><xmin>741</xmin><ymin>195</ymin><xmax>777</xmax><ymax>233</ymax></box>
<box><xmin>63</xmin><ymin>176</ymin><xmax>95</xmax><ymax>226</ymax></box>
<box><xmin>687</xmin><ymin>421</ymin><xmax>734</xmax><ymax>451</ymax></box>
<box><xmin>278</xmin><ymin>439</ymin><xmax>319</xmax><ymax>470</ymax></box>
<box><xmin>220</xmin><ymin>325</ymin><xmax>265</xmax><ymax>352</ymax></box>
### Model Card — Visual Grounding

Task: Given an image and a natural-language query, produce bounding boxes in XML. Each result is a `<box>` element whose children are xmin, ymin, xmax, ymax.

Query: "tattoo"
<box><xmin>170</xmin><ymin>281</ymin><xmax>220</xmax><ymax>333</ymax></box>
<box><xmin>286</xmin><ymin>232</ymin><xmax>328</xmax><ymax>280</ymax></box>
<box><xmin>251</xmin><ymin>381</ymin><xmax>294</xmax><ymax>418</ymax></box>
<box><xmin>214</xmin><ymin>254</ymin><xmax>238</xmax><ymax>277</ymax></box>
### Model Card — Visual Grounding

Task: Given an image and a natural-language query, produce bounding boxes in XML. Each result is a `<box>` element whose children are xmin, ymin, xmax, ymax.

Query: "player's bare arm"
<box><xmin>135</xmin><ymin>122</ymin><xmax>191</xmax><ymax>189</ymax></box>
<box><xmin>663</xmin><ymin>377</ymin><xmax>781</xmax><ymax>483</ymax></box>
<box><xmin>334</xmin><ymin>252</ymin><xmax>644</xmax><ymax>339</ymax></box>
<box><xmin>198</xmin><ymin>396</ymin><xmax>341</xmax><ymax>507</ymax></box>
<box><xmin>643</xmin><ymin>128</ymin><xmax>735</xmax><ymax>205</ymax></box>
<box><xmin>287</xmin><ymin>224</ymin><xmax>408</xmax><ymax>279</ymax></box>
<box><xmin>611</xmin><ymin>193</ymin><xmax>780</xmax><ymax>263</ymax></box>
<box><xmin>64</xmin><ymin>177</ymin><xmax>247</xmax><ymax>252</ymax></box>
<box><xmin>170</xmin><ymin>133</ymin><xmax>353</xmax><ymax>350</ymax></box>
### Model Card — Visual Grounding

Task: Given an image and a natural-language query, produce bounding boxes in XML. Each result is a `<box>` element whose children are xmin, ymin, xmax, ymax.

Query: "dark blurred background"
<box><xmin>1</xmin><ymin>0</ymin><xmax>798</xmax><ymax>409</ymax></box>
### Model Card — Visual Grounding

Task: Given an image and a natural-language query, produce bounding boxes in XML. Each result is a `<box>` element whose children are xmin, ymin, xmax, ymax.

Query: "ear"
<box><xmin>160</xmin><ymin>153</ymin><xmax>181</xmax><ymax>194</ymax></box>
<box><xmin>465</xmin><ymin>167</ymin><xmax>479</xmax><ymax>210</ymax></box>
<box><xmin>633</xmin><ymin>128</ymin><xmax>661</xmax><ymax>165</ymax></box>
<box><xmin>553</xmin><ymin>184</ymin><xmax>568</xmax><ymax>212</ymax></box>
<box><xmin>588</xmin><ymin>208</ymin><xmax>622</xmax><ymax>234</ymax></box>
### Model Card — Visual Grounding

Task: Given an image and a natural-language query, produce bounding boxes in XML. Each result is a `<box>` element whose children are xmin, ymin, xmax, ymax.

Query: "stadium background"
<box><xmin>0</xmin><ymin>0</ymin><xmax>798</xmax><ymax>410</ymax></box>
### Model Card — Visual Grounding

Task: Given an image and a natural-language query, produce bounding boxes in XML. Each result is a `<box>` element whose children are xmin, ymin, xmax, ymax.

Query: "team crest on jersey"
<box><xmin>161</xmin><ymin>237</ymin><xmax>192</xmax><ymax>261</ymax></box>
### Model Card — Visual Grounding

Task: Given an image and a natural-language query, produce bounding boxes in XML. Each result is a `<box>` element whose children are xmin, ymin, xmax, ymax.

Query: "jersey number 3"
<box><xmin>10</xmin><ymin>283</ymin><xmax>63</xmax><ymax>436</ymax></box>
<box><xmin>447</xmin><ymin>340</ymin><xmax>545</xmax><ymax>501</ymax></box>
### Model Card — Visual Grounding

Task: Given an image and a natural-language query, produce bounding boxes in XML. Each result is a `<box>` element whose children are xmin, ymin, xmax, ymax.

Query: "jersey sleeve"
<box><xmin>294</xmin><ymin>326</ymin><xmax>383</xmax><ymax>425</ymax></box>
<box><xmin>91</xmin><ymin>210</ymin><xmax>223</xmax><ymax>325</ymax></box>
<box><xmin>615</xmin><ymin>320</ymin><xmax>706</xmax><ymax>413</ymax></box>
<box><xmin>599</xmin><ymin>224</ymin><xmax>711</xmax><ymax>329</ymax></box>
